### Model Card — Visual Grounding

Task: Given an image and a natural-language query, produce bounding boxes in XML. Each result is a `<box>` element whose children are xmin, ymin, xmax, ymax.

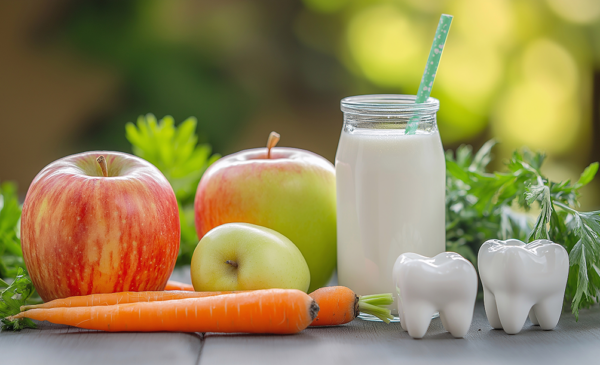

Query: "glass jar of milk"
<box><xmin>335</xmin><ymin>94</ymin><xmax>445</xmax><ymax>317</ymax></box>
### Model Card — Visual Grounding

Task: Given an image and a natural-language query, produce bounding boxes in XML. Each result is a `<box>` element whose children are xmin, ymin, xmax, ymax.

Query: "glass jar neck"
<box><xmin>341</xmin><ymin>94</ymin><xmax>439</xmax><ymax>133</ymax></box>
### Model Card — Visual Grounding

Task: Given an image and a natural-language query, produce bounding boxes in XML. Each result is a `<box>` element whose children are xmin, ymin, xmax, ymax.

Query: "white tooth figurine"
<box><xmin>393</xmin><ymin>252</ymin><xmax>478</xmax><ymax>339</ymax></box>
<box><xmin>478</xmin><ymin>239</ymin><xmax>569</xmax><ymax>335</ymax></box>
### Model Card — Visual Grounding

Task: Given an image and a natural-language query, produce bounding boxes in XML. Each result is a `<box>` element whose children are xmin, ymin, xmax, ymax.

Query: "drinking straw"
<box><xmin>405</xmin><ymin>14</ymin><xmax>453</xmax><ymax>135</ymax></box>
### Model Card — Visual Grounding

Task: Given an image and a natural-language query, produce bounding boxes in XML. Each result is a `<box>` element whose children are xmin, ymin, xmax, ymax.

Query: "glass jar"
<box><xmin>335</xmin><ymin>94</ymin><xmax>445</xmax><ymax>318</ymax></box>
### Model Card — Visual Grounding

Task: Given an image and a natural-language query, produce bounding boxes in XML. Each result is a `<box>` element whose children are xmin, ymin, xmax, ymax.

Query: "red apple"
<box><xmin>194</xmin><ymin>133</ymin><xmax>337</xmax><ymax>292</ymax></box>
<box><xmin>21</xmin><ymin>151</ymin><xmax>180</xmax><ymax>302</ymax></box>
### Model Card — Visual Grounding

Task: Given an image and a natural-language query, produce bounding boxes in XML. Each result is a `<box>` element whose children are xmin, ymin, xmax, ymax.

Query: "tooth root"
<box><xmin>495</xmin><ymin>294</ymin><xmax>533</xmax><ymax>335</ymax></box>
<box><xmin>401</xmin><ymin>303</ymin><xmax>435</xmax><ymax>339</ymax></box>
<box><xmin>483</xmin><ymin>288</ymin><xmax>502</xmax><ymax>329</ymax></box>
<box><xmin>398</xmin><ymin>301</ymin><xmax>408</xmax><ymax>331</ymax></box>
<box><xmin>532</xmin><ymin>295</ymin><xmax>563</xmax><ymax>330</ymax></box>
<box><xmin>528</xmin><ymin>308</ymin><xmax>539</xmax><ymax>325</ymax></box>
<box><xmin>439</xmin><ymin>303</ymin><xmax>475</xmax><ymax>338</ymax></box>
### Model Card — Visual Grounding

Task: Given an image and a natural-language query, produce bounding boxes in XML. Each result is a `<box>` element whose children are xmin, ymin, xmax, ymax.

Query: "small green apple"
<box><xmin>191</xmin><ymin>223</ymin><xmax>311</xmax><ymax>292</ymax></box>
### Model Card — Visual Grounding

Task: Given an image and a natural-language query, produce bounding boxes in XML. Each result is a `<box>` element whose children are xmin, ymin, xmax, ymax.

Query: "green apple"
<box><xmin>194</xmin><ymin>133</ymin><xmax>336</xmax><ymax>292</ymax></box>
<box><xmin>191</xmin><ymin>223</ymin><xmax>311</xmax><ymax>292</ymax></box>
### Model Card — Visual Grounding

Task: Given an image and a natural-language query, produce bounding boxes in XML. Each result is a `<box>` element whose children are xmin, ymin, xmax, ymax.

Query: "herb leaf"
<box><xmin>576</xmin><ymin>162</ymin><xmax>599</xmax><ymax>188</ymax></box>
<box><xmin>0</xmin><ymin>267</ymin><xmax>36</xmax><ymax>331</ymax></box>
<box><xmin>526</xmin><ymin>182</ymin><xmax>552</xmax><ymax>241</ymax></box>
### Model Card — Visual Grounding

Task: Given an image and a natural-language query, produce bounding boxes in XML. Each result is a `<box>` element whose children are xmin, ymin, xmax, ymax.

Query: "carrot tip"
<box><xmin>309</xmin><ymin>300</ymin><xmax>320</xmax><ymax>321</ymax></box>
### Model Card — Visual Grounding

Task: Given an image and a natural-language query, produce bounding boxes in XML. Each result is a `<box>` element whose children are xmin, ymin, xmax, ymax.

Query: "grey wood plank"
<box><xmin>0</xmin><ymin>322</ymin><xmax>203</xmax><ymax>365</ymax></box>
<box><xmin>200</xmin><ymin>302</ymin><xmax>600</xmax><ymax>365</ymax></box>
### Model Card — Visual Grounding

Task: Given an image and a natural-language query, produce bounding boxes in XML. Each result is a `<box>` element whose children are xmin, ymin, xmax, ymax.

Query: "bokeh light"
<box><xmin>547</xmin><ymin>0</ymin><xmax>600</xmax><ymax>24</ymax></box>
<box><xmin>346</xmin><ymin>4</ymin><xmax>424</xmax><ymax>90</ymax></box>
<box><xmin>493</xmin><ymin>39</ymin><xmax>581</xmax><ymax>154</ymax></box>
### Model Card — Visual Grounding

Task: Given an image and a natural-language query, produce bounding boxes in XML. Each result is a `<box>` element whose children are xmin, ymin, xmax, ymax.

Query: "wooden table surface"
<box><xmin>2</xmin><ymin>268</ymin><xmax>600</xmax><ymax>365</ymax></box>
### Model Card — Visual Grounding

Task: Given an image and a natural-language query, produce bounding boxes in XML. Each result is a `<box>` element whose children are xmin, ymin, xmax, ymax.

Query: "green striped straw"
<box><xmin>405</xmin><ymin>14</ymin><xmax>453</xmax><ymax>135</ymax></box>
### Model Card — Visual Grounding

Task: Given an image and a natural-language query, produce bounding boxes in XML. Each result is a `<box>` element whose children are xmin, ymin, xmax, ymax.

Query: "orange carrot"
<box><xmin>20</xmin><ymin>290</ymin><xmax>241</xmax><ymax>311</ymax></box>
<box><xmin>19</xmin><ymin>286</ymin><xmax>391</xmax><ymax>327</ymax></box>
<box><xmin>10</xmin><ymin>289</ymin><xmax>318</xmax><ymax>334</ymax></box>
<box><xmin>309</xmin><ymin>286</ymin><xmax>394</xmax><ymax>326</ymax></box>
<box><xmin>165</xmin><ymin>280</ymin><xmax>195</xmax><ymax>291</ymax></box>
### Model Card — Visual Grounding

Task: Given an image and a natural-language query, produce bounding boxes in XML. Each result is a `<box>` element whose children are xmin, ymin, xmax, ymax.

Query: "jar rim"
<box><xmin>341</xmin><ymin>94</ymin><xmax>439</xmax><ymax>115</ymax></box>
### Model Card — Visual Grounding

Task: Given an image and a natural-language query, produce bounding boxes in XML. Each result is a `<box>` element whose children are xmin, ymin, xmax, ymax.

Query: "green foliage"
<box><xmin>0</xmin><ymin>268</ymin><xmax>36</xmax><ymax>331</ymax></box>
<box><xmin>126</xmin><ymin>114</ymin><xmax>220</xmax><ymax>264</ymax></box>
<box><xmin>63</xmin><ymin>1</ymin><xmax>250</xmax><ymax>154</ymax></box>
<box><xmin>446</xmin><ymin>142</ymin><xmax>600</xmax><ymax>318</ymax></box>
<box><xmin>0</xmin><ymin>182</ymin><xmax>25</xmax><ymax>280</ymax></box>
<box><xmin>126</xmin><ymin>114</ymin><xmax>221</xmax><ymax>203</ymax></box>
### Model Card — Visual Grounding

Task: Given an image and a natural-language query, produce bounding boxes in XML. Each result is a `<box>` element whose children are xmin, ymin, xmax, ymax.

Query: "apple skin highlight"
<box><xmin>21</xmin><ymin>151</ymin><xmax>180</xmax><ymax>302</ymax></box>
<box><xmin>194</xmin><ymin>147</ymin><xmax>337</xmax><ymax>292</ymax></box>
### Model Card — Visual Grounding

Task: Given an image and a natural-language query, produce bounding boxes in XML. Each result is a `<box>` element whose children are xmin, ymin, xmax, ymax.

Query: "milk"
<box><xmin>335</xmin><ymin>128</ymin><xmax>446</xmax><ymax>302</ymax></box>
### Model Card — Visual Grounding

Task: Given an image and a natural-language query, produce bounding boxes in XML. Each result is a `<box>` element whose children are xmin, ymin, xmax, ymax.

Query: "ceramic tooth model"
<box><xmin>393</xmin><ymin>252</ymin><xmax>478</xmax><ymax>339</ymax></box>
<box><xmin>478</xmin><ymin>238</ymin><xmax>569</xmax><ymax>335</ymax></box>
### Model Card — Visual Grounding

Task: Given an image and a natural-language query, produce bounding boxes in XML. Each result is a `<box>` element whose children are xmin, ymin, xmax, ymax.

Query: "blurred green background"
<box><xmin>1</xmin><ymin>0</ymin><xmax>600</xmax><ymax>207</ymax></box>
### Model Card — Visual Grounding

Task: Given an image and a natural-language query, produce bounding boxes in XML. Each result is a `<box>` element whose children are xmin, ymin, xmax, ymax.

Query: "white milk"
<box><xmin>335</xmin><ymin>128</ymin><xmax>446</xmax><ymax>302</ymax></box>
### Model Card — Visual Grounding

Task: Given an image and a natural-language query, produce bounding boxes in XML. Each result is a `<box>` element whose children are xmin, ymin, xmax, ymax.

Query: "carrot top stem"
<box><xmin>358</xmin><ymin>293</ymin><xmax>394</xmax><ymax>323</ymax></box>
<box><xmin>360</xmin><ymin>293</ymin><xmax>394</xmax><ymax>306</ymax></box>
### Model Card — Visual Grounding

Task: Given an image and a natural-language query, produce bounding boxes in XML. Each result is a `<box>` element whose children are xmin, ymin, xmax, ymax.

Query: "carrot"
<box><xmin>20</xmin><ymin>286</ymin><xmax>392</xmax><ymax>327</ymax></box>
<box><xmin>10</xmin><ymin>289</ymin><xmax>318</xmax><ymax>334</ymax></box>
<box><xmin>20</xmin><ymin>290</ymin><xmax>242</xmax><ymax>311</ymax></box>
<box><xmin>165</xmin><ymin>280</ymin><xmax>195</xmax><ymax>291</ymax></box>
<box><xmin>308</xmin><ymin>286</ymin><xmax>394</xmax><ymax>326</ymax></box>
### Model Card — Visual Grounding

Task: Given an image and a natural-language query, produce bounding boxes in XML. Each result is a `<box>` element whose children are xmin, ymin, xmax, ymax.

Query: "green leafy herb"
<box><xmin>0</xmin><ymin>182</ymin><xmax>26</xmax><ymax>280</ymax></box>
<box><xmin>0</xmin><ymin>268</ymin><xmax>36</xmax><ymax>331</ymax></box>
<box><xmin>126</xmin><ymin>114</ymin><xmax>220</xmax><ymax>264</ymax></box>
<box><xmin>126</xmin><ymin>114</ymin><xmax>221</xmax><ymax>203</ymax></box>
<box><xmin>446</xmin><ymin>141</ymin><xmax>600</xmax><ymax>318</ymax></box>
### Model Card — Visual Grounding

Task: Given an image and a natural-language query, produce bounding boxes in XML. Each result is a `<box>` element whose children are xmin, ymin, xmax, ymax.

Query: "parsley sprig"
<box><xmin>446</xmin><ymin>140</ymin><xmax>600</xmax><ymax>318</ymax></box>
<box><xmin>0</xmin><ymin>268</ymin><xmax>36</xmax><ymax>331</ymax></box>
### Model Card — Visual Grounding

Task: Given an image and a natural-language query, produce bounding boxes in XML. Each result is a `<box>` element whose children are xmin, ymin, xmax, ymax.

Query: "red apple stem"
<box><xmin>96</xmin><ymin>155</ymin><xmax>108</xmax><ymax>177</ymax></box>
<box><xmin>266</xmin><ymin>131</ymin><xmax>280</xmax><ymax>159</ymax></box>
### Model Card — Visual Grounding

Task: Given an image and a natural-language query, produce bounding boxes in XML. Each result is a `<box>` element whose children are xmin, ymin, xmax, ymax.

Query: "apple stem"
<box><xmin>96</xmin><ymin>155</ymin><xmax>108</xmax><ymax>177</ymax></box>
<box><xmin>266</xmin><ymin>131</ymin><xmax>280</xmax><ymax>159</ymax></box>
<box><xmin>225</xmin><ymin>260</ymin><xmax>238</xmax><ymax>269</ymax></box>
